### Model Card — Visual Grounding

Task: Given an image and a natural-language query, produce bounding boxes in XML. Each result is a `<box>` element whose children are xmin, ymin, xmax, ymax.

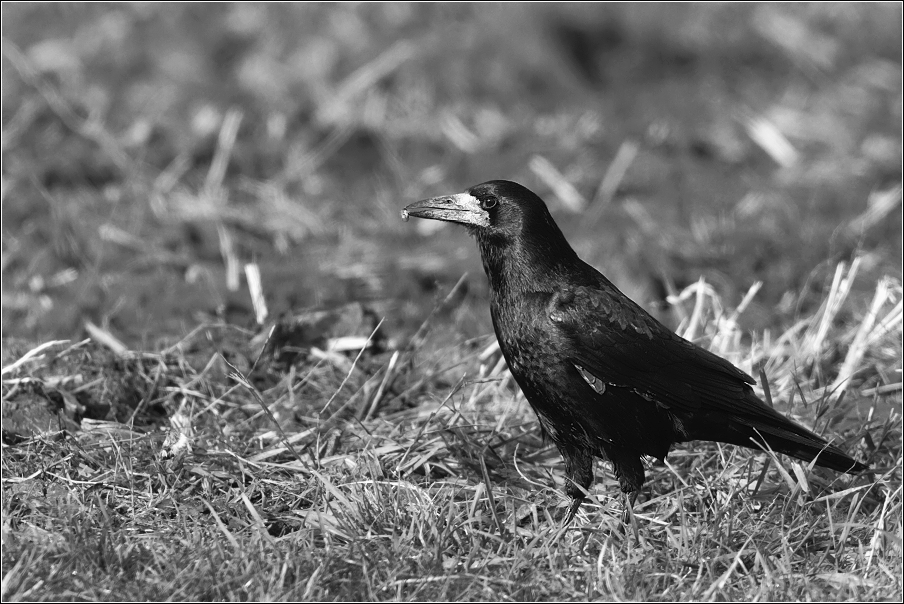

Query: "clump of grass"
<box><xmin>2</xmin><ymin>265</ymin><xmax>900</xmax><ymax>601</ymax></box>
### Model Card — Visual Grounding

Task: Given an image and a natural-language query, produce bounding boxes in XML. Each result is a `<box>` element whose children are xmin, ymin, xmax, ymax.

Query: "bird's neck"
<box><xmin>476</xmin><ymin>230</ymin><xmax>579</xmax><ymax>298</ymax></box>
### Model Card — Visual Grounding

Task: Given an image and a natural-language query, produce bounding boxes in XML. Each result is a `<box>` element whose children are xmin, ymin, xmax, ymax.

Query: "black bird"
<box><xmin>402</xmin><ymin>180</ymin><xmax>866</xmax><ymax>522</ymax></box>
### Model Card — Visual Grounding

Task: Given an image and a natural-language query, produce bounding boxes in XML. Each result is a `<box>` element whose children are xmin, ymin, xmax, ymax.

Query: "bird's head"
<box><xmin>402</xmin><ymin>180</ymin><xmax>574</xmax><ymax>251</ymax></box>
<box><xmin>402</xmin><ymin>180</ymin><xmax>579</xmax><ymax>289</ymax></box>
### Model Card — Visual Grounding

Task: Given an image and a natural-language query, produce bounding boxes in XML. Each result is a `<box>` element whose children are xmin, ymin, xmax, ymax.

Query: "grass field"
<box><xmin>2</xmin><ymin>4</ymin><xmax>902</xmax><ymax>601</ymax></box>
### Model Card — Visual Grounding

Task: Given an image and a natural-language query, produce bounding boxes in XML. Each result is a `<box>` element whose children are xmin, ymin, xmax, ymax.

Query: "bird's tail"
<box><xmin>699</xmin><ymin>393</ymin><xmax>867</xmax><ymax>474</ymax></box>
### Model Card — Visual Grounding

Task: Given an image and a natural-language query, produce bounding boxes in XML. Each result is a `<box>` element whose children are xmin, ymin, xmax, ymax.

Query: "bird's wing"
<box><xmin>550</xmin><ymin>282</ymin><xmax>758</xmax><ymax>415</ymax></box>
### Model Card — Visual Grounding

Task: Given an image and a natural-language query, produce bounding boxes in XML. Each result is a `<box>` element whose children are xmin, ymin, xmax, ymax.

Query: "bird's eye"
<box><xmin>479</xmin><ymin>196</ymin><xmax>498</xmax><ymax>210</ymax></box>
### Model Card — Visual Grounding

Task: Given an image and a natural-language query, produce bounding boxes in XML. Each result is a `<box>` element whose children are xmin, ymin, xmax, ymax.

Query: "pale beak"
<box><xmin>401</xmin><ymin>193</ymin><xmax>490</xmax><ymax>228</ymax></box>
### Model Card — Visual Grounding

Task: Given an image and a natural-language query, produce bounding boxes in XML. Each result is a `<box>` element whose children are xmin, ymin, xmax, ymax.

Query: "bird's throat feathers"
<box><xmin>475</xmin><ymin>221</ymin><xmax>579</xmax><ymax>296</ymax></box>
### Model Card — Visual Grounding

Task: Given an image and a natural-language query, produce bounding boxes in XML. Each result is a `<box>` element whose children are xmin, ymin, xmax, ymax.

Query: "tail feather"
<box><xmin>734</xmin><ymin>414</ymin><xmax>867</xmax><ymax>473</ymax></box>
<box><xmin>689</xmin><ymin>391</ymin><xmax>867</xmax><ymax>474</ymax></box>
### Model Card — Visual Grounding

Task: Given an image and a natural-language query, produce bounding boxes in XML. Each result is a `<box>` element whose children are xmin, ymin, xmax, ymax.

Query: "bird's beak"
<box><xmin>401</xmin><ymin>193</ymin><xmax>490</xmax><ymax>228</ymax></box>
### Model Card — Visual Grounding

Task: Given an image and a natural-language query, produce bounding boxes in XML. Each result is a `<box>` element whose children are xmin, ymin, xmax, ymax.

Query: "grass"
<box><xmin>1</xmin><ymin>3</ymin><xmax>902</xmax><ymax>601</ymax></box>
<box><xmin>2</xmin><ymin>269</ymin><xmax>901</xmax><ymax>601</ymax></box>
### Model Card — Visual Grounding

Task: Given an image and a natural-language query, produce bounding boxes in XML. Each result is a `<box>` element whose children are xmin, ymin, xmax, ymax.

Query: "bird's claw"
<box><xmin>621</xmin><ymin>491</ymin><xmax>640</xmax><ymax>541</ymax></box>
<box><xmin>564</xmin><ymin>497</ymin><xmax>583</xmax><ymax>525</ymax></box>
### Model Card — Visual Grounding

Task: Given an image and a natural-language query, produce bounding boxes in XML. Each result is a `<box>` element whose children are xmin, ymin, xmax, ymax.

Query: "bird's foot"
<box><xmin>619</xmin><ymin>490</ymin><xmax>638</xmax><ymax>523</ymax></box>
<box><xmin>621</xmin><ymin>491</ymin><xmax>640</xmax><ymax>541</ymax></box>
<box><xmin>564</xmin><ymin>497</ymin><xmax>583</xmax><ymax>525</ymax></box>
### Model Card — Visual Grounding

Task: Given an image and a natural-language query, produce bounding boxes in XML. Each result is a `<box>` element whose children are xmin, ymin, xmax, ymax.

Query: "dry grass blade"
<box><xmin>223</xmin><ymin>356</ymin><xmax>308</xmax><ymax>470</ymax></box>
<box><xmin>84</xmin><ymin>322</ymin><xmax>128</xmax><ymax>356</ymax></box>
<box><xmin>744</xmin><ymin>114</ymin><xmax>799</xmax><ymax>167</ymax></box>
<box><xmin>478</xmin><ymin>454</ymin><xmax>506</xmax><ymax>538</ymax></box>
<box><xmin>829</xmin><ymin>278</ymin><xmax>892</xmax><ymax>400</ymax></box>
<box><xmin>528</xmin><ymin>155</ymin><xmax>586</xmax><ymax>212</ymax></box>
<box><xmin>1</xmin><ymin>340</ymin><xmax>69</xmax><ymax>375</ymax></box>
<box><xmin>202</xmin><ymin>499</ymin><xmax>241</xmax><ymax>551</ymax></box>
<box><xmin>861</xmin><ymin>383</ymin><xmax>902</xmax><ymax>397</ymax></box>
<box><xmin>319</xmin><ymin>318</ymin><xmax>384</xmax><ymax>414</ymax></box>
<box><xmin>703</xmin><ymin>535</ymin><xmax>755</xmax><ymax>598</ymax></box>
<box><xmin>361</xmin><ymin>349</ymin><xmax>400</xmax><ymax>421</ymax></box>
<box><xmin>218</xmin><ymin>224</ymin><xmax>241</xmax><ymax>292</ymax></box>
<box><xmin>244</xmin><ymin>262</ymin><xmax>268</xmax><ymax>325</ymax></box>
<box><xmin>204</xmin><ymin>108</ymin><xmax>243</xmax><ymax>198</ymax></box>
<box><xmin>591</xmin><ymin>139</ymin><xmax>639</xmax><ymax>210</ymax></box>
<box><xmin>865</xmin><ymin>300</ymin><xmax>903</xmax><ymax>347</ymax></box>
<box><xmin>317</xmin><ymin>40</ymin><xmax>415</xmax><ymax>125</ymax></box>
<box><xmin>803</xmin><ymin>258</ymin><xmax>861</xmax><ymax>362</ymax></box>
<box><xmin>849</xmin><ymin>185</ymin><xmax>903</xmax><ymax>233</ymax></box>
<box><xmin>407</xmin><ymin>273</ymin><xmax>470</xmax><ymax>350</ymax></box>
<box><xmin>240</xmin><ymin>493</ymin><xmax>275</xmax><ymax>545</ymax></box>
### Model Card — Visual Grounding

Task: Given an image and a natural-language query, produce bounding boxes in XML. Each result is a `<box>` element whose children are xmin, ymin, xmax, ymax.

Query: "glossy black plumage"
<box><xmin>403</xmin><ymin>180</ymin><xmax>866</xmax><ymax>520</ymax></box>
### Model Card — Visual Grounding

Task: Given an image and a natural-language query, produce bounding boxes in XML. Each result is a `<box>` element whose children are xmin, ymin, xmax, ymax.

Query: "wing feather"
<box><xmin>551</xmin><ymin>281</ymin><xmax>759</xmax><ymax>416</ymax></box>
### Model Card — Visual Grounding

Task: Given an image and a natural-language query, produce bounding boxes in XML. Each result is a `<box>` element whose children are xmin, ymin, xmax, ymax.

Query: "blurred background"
<box><xmin>2</xmin><ymin>3</ymin><xmax>901</xmax><ymax>348</ymax></box>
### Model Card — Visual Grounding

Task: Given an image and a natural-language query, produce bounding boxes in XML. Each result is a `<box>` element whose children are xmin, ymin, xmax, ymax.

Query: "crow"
<box><xmin>402</xmin><ymin>180</ymin><xmax>867</xmax><ymax>522</ymax></box>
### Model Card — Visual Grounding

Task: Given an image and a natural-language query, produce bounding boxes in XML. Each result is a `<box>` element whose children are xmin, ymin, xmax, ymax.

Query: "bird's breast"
<box><xmin>488</xmin><ymin>290</ymin><xmax>673</xmax><ymax>456</ymax></box>
<box><xmin>489</xmin><ymin>293</ymin><xmax>577</xmax><ymax>403</ymax></box>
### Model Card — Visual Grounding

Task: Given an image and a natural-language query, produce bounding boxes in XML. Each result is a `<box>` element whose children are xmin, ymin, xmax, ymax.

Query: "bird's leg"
<box><xmin>622</xmin><ymin>490</ymin><xmax>640</xmax><ymax>542</ymax></box>
<box><xmin>601</xmin><ymin>444</ymin><xmax>645</xmax><ymax>529</ymax></box>
<box><xmin>564</xmin><ymin>497</ymin><xmax>583</xmax><ymax>525</ymax></box>
<box><xmin>615</xmin><ymin>463</ymin><xmax>643</xmax><ymax>542</ymax></box>
<box><xmin>561</xmin><ymin>446</ymin><xmax>594</xmax><ymax>524</ymax></box>
<box><xmin>620</xmin><ymin>489</ymin><xmax>639</xmax><ymax>525</ymax></box>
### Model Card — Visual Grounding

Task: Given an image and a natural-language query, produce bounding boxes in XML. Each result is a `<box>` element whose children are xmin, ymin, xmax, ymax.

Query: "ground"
<box><xmin>1</xmin><ymin>4</ymin><xmax>902</xmax><ymax>601</ymax></box>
